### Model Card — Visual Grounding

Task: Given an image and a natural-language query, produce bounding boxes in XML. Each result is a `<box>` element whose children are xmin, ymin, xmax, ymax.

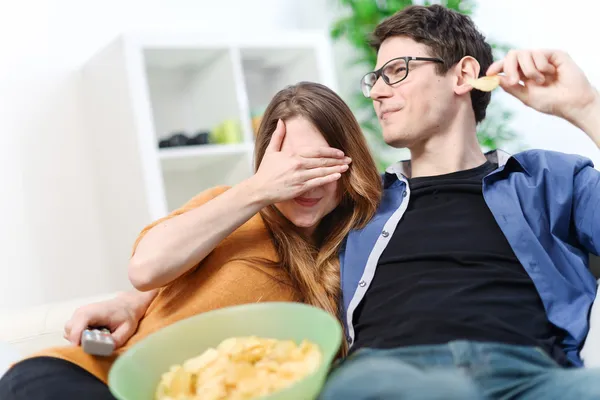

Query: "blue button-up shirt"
<box><xmin>339</xmin><ymin>149</ymin><xmax>600</xmax><ymax>367</ymax></box>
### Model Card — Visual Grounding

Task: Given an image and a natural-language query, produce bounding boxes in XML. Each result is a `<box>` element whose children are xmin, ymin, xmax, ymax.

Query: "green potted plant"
<box><xmin>330</xmin><ymin>0</ymin><xmax>519</xmax><ymax>170</ymax></box>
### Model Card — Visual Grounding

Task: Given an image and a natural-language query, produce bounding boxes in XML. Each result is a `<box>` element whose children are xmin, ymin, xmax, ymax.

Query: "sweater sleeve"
<box><xmin>130</xmin><ymin>185</ymin><xmax>231</xmax><ymax>257</ymax></box>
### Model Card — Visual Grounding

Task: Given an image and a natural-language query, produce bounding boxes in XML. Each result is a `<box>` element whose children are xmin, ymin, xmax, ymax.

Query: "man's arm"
<box><xmin>486</xmin><ymin>49</ymin><xmax>600</xmax><ymax>147</ymax></box>
<box><xmin>569</xmin><ymin>92</ymin><xmax>600</xmax><ymax>147</ymax></box>
<box><xmin>571</xmin><ymin>156</ymin><xmax>600</xmax><ymax>255</ymax></box>
<box><xmin>487</xmin><ymin>49</ymin><xmax>600</xmax><ymax>253</ymax></box>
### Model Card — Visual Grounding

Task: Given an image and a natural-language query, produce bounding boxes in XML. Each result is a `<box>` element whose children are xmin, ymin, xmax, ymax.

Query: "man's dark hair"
<box><xmin>370</xmin><ymin>5</ymin><xmax>494</xmax><ymax>123</ymax></box>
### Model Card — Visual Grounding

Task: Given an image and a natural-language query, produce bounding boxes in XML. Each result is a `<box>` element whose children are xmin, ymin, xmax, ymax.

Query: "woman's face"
<box><xmin>273</xmin><ymin>116</ymin><xmax>341</xmax><ymax>237</ymax></box>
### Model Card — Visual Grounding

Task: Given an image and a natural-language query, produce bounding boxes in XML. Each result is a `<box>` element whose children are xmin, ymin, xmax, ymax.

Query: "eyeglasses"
<box><xmin>360</xmin><ymin>56</ymin><xmax>444</xmax><ymax>97</ymax></box>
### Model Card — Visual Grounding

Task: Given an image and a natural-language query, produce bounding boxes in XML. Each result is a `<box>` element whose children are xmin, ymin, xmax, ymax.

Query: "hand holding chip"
<box><xmin>485</xmin><ymin>49</ymin><xmax>600</xmax><ymax>132</ymax></box>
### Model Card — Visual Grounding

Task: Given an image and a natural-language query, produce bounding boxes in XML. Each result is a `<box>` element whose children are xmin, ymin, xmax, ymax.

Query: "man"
<box><xmin>319</xmin><ymin>4</ymin><xmax>600</xmax><ymax>399</ymax></box>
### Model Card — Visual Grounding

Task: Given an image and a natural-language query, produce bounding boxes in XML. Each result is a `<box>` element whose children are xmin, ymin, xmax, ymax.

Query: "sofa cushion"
<box><xmin>0</xmin><ymin>341</ymin><xmax>20</xmax><ymax>378</ymax></box>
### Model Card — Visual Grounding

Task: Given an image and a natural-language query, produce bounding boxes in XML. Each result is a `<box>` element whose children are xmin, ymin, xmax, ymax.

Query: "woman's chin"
<box><xmin>291</xmin><ymin>219</ymin><xmax>318</xmax><ymax>229</ymax></box>
<box><xmin>289</xmin><ymin>215</ymin><xmax>320</xmax><ymax>231</ymax></box>
<box><xmin>280</xmin><ymin>206</ymin><xmax>327</xmax><ymax>233</ymax></box>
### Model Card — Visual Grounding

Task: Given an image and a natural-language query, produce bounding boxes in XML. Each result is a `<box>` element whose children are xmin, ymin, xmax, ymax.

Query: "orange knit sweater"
<box><xmin>28</xmin><ymin>186</ymin><xmax>299</xmax><ymax>384</ymax></box>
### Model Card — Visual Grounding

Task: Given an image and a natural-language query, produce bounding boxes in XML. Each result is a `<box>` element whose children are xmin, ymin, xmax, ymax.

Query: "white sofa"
<box><xmin>0</xmin><ymin>292</ymin><xmax>119</xmax><ymax>376</ymax></box>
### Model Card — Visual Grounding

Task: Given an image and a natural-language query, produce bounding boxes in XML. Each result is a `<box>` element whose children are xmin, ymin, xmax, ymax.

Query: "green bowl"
<box><xmin>108</xmin><ymin>302</ymin><xmax>342</xmax><ymax>400</ymax></box>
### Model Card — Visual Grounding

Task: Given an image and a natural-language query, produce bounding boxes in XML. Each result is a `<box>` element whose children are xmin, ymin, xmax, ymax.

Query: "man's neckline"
<box><xmin>385</xmin><ymin>149</ymin><xmax>513</xmax><ymax>180</ymax></box>
<box><xmin>408</xmin><ymin>160</ymin><xmax>495</xmax><ymax>184</ymax></box>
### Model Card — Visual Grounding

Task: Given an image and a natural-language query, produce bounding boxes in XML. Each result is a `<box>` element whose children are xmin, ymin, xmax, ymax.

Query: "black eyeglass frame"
<box><xmin>361</xmin><ymin>56</ymin><xmax>445</xmax><ymax>97</ymax></box>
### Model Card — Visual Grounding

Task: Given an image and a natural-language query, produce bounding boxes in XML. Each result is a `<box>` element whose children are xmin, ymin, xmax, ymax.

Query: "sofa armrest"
<box><xmin>0</xmin><ymin>292</ymin><xmax>120</xmax><ymax>357</ymax></box>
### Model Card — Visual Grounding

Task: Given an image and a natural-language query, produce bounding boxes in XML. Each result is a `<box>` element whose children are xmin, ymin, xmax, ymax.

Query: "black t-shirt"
<box><xmin>352</xmin><ymin>161</ymin><xmax>569</xmax><ymax>366</ymax></box>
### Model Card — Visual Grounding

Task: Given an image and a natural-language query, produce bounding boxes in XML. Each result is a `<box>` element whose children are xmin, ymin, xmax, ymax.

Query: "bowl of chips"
<box><xmin>108</xmin><ymin>302</ymin><xmax>343</xmax><ymax>400</ymax></box>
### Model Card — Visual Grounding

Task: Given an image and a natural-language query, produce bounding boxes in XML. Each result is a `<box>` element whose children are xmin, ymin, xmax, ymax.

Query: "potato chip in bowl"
<box><xmin>155</xmin><ymin>336</ymin><xmax>322</xmax><ymax>400</ymax></box>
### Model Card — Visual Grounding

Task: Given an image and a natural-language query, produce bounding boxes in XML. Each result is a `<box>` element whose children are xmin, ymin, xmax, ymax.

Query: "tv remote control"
<box><xmin>81</xmin><ymin>328</ymin><xmax>115</xmax><ymax>356</ymax></box>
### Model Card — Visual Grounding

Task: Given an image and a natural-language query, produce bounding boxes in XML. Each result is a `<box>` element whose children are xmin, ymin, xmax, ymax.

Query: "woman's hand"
<box><xmin>63</xmin><ymin>295</ymin><xmax>146</xmax><ymax>349</ymax></box>
<box><xmin>249</xmin><ymin>119</ymin><xmax>352</xmax><ymax>205</ymax></box>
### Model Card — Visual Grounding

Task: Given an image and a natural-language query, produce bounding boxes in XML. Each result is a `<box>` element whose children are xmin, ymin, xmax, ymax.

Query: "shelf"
<box><xmin>241</xmin><ymin>47</ymin><xmax>315</xmax><ymax>70</ymax></box>
<box><xmin>144</xmin><ymin>48</ymin><xmax>227</xmax><ymax>70</ymax></box>
<box><xmin>240</xmin><ymin>47</ymin><xmax>320</xmax><ymax>113</ymax></box>
<box><xmin>159</xmin><ymin>143</ymin><xmax>252</xmax><ymax>159</ymax></box>
<box><xmin>159</xmin><ymin>143</ymin><xmax>253</xmax><ymax>172</ymax></box>
<box><xmin>161</xmin><ymin>148</ymin><xmax>254</xmax><ymax>212</ymax></box>
<box><xmin>143</xmin><ymin>48</ymin><xmax>241</xmax><ymax>141</ymax></box>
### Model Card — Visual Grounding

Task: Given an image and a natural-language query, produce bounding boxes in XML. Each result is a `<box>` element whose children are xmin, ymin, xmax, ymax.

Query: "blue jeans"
<box><xmin>319</xmin><ymin>341</ymin><xmax>600</xmax><ymax>399</ymax></box>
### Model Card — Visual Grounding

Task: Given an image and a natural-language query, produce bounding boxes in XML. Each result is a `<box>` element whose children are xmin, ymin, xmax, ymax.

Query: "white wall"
<box><xmin>0</xmin><ymin>0</ymin><xmax>311</xmax><ymax>309</ymax></box>
<box><xmin>0</xmin><ymin>0</ymin><xmax>598</xmax><ymax>309</ymax></box>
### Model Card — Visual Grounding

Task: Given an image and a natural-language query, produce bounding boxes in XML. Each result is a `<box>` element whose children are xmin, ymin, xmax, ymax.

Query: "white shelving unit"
<box><xmin>81</xmin><ymin>31</ymin><xmax>338</xmax><ymax>270</ymax></box>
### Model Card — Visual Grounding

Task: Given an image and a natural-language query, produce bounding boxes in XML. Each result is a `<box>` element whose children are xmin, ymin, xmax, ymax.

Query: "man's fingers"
<box><xmin>539</xmin><ymin>49</ymin><xmax>572</xmax><ymax>69</ymax></box>
<box><xmin>500</xmin><ymin>77</ymin><xmax>529</xmax><ymax>104</ymax></box>
<box><xmin>517</xmin><ymin>52</ymin><xmax>545</xmax><ymax>84</ymax></box>
<box><xmin>487</xmin><ymin>51</ymin><xmax>520</xmax><ymax>84</ymax></box>
<box><xmin>503</xmin><ymin>51</ymin><xmax>520</xmax><ymax>85</ymax></box>
<box><xmin>486</xmin><ymin>59</ymin><xmax>504</xmax><ymax>77</ymax></box>
<box><xmin>488</xmin><ymin>49</ymin><xmax>561</xmax><ymax>82</ymax></box>
<box><xmin>265</xmin><ymin>119</ymin><xmax>286</xmax><ymax>153</ymax></box>
<box><xmin>532</xmin><ymin>50</ymin><xmax>557</xmax><ymax>76</ymax></box>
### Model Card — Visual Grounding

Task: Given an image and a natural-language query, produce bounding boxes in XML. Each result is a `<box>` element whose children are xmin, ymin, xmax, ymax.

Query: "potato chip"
<box><xmin>467</xmin><ymin>75</ymin><xmax>501</xmax><ymax>92</ymax></box>
<box><xmin>155</xmin><ymin>336</ymin><xmax>322</xmax><ymax>400</ymax></box>
<box><xmin>183</xmin><ymin>348</ymin><xmax>219</xmax><ymax>372</ymax></box>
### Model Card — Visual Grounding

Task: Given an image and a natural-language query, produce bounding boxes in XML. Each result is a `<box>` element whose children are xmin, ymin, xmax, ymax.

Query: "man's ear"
<box><xmin>454</xmin><ymin>56</ymin><xmax>480</xmax><ymax>96</ymax></box>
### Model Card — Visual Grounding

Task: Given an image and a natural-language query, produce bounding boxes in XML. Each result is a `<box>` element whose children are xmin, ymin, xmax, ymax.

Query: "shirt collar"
<box><xmin>383</xmin><ymin>149</ymin><xmax>529</xmax><ymax>188</ymax></box>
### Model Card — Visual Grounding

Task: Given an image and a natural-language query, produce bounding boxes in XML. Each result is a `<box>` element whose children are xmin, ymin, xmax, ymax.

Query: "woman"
<box><xmin>0</xmin><ymin>82</ymin><xmax>381</xmax><ymax>399</ymax></box>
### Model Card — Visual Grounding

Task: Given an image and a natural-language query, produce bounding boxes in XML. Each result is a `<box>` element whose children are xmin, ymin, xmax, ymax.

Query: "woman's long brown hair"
<box><xmin>253</xmin><ymin>82</ymin><xmax>382</xmax><ymax>353</ymax></box>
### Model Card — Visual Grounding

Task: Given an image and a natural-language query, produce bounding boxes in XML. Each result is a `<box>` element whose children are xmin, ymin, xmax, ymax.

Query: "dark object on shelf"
<box><xmin>158</xmin><ymin>131</ymin><xmax>212</xmax><ymax>148</ymax></box>
<box><xmin>187</xmin><ymin>131</ymin><xmax>210</xmax><ymax>145</ymax></box>
<box><xmin>159</xmin><ymin>131</ymin><xmax>189</xmax><ymax>148</ymax></box>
